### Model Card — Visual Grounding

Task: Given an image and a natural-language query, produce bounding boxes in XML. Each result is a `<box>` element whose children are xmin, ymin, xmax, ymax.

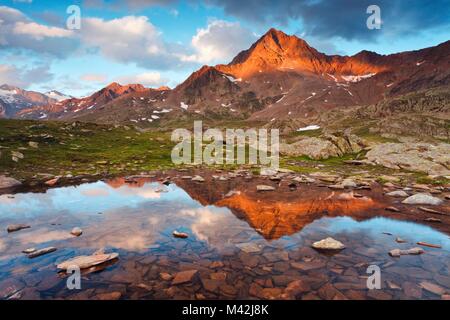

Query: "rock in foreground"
<box><xmin>389</xmin><ymin>247</ymin><xmax>424</xmax><ymax>257</ymax></box>
<box><xmin>0</xmin><ymin>176</ymin><xmax>21</xmax><ymax>190</ymax></box>
<box><xmin>57</xmin><ymin>251</ymin><xmax>119</xmax><ymax>270</ymax></box>
<box><xmin>280</xmin><ymin>132</ymin><xmax>366</xmax><ymax>160</ymax></box>
<box><xmin>70</xmin><ymin>227</ymin><xmax>83</xmax><ymax>237</ymax></box>
<box><xmin>312</xmin><ymin>237</ymin><xmax>345</xmax><ymax>250</ymax></box>
<box><xmin>402</xmin><ymin>193</ymin><xmax>443</xmax><ymax>205</ymax></box>
<box><xmin>366</xmin><ymin>142</ymin><xmax>450</xmax><ymax>176</ymax></box>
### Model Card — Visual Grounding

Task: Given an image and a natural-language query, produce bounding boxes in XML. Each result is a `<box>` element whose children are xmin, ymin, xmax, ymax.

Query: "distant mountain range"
<box><xmin>7</xmin><ymin>28</ymin><xmax>450</xmax><ymax>125</ymax></box>
<box><xmin>0</xmin><ymin>84</ymin><xmax>73</xmax><ymax>118</ymax></box>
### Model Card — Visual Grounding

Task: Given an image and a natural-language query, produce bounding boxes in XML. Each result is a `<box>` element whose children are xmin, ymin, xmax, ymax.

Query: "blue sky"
<box><xmin>0</xmin><ymin>0</ymin><xmax>449</xmax><ymax>96</ymax></box>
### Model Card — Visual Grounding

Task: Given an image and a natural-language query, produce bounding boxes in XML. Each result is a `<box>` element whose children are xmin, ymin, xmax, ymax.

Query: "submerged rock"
<box><xmin>419</xmin><ymin>281</ymin><xmax>446</xmax><ymax>296</ymax></box>
<box><xmin>172</xmin><ymin>270</ymin><xmax>198</xmax><ymax>285</ymax></box>
<box><xmin>236</xmin><ymin>242</ymin><xmax>262</xmax><ymax>253</ymax></box>
<box><xmin>389</xmin><ymin>247</ymin><xmax>424</xmax><ymax>257</ymax></box>
<box><xmin>312</xmin><ymin>237</ymin><xmax>345</xmax><ymax>250</ymax></box>
<box><xmin>402</xmin><ymin>193</ymin><xmax>443</xmax><ymax>205</ymax></box>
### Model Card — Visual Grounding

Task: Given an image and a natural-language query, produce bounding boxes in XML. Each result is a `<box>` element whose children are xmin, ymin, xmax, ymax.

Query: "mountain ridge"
<box><xmin>13</xmin><ymin>28</ymin><xmax>450</xmax><ymax>124</ymax></box>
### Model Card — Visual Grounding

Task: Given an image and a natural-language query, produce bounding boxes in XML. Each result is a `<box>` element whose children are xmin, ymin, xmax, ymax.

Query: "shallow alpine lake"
<box><xmin>1</xmin><ymin>172</ymin><xmax>449</xmax><ymax>300</ymax></box>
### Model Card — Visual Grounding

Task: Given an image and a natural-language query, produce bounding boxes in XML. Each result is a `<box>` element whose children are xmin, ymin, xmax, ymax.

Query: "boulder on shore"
<box><xmin>365</xmin><ymin>142</ymin><xmax>450</xmax><ymax>176</ymax></box>
<box><xmin>280</xmin><ymin>132</ymin><xmax>366</xmax><ymax>160</ymax></box>
<box><xmin>0</xmin><ymin>176</ymin><xmax>21</xmax><ymax>190</ymax></box>
<box><xmin>402</xmin><ymin>193</ymin><xmax>443</xmax><ymax>205</ymax></box>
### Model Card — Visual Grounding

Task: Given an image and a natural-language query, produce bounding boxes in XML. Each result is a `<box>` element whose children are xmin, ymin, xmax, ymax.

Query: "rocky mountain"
<box><xmin>14</xmin><ymin>28</ymin><xmax>450</xmax><ymax>125</ymax></box>
<box><xmin>0</xmin><ymin>84</ymin><xmax>59</xmax><ymax>118</ymax></box>
<box><xmin>18</xmin><ymin>82</ymin><xmax>150</xmax><ymax>120</ymax></box>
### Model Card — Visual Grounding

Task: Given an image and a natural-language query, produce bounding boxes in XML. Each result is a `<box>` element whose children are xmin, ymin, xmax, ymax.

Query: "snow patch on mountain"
<box><xmin>45</xmin><ymin>91</ymin><xmax>72</xmax><ymax>102</ymax></box>
<box><xmin>341</xmin><ymin>73</ymin><xmax>376</xmax><ymax>83</ymax></box>
<box><xmin>297</xmin><ymin>125</ymin><xmax>320</xmax><ymax>132</ymax></box>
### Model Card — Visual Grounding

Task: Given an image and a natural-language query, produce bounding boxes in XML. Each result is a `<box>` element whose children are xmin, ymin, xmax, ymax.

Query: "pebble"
<box><xmin>420</xmin><ymin>281</ymin><xmax>446</xmax><ymax>296</ymax></box>
<box><xmin>395</xmin><ymin>237</ymin><xmax>407</xmax><ymax>243</ymax></box>
<box><xmin>173</xmin><ymin>230</ymin><xmax>189</xmax><ymax>238</ymax></box>
<box><xmin>191</xmin><ymin>175</ymin><xmax>205</xmax><ymax>182</ymax></box>
<box><xmin>70</xmin><ymin>227</ymin><xmax>83</xmax><ymax>237</ymax></box>
<box><xmin>256</xmin><ymin>185</ymin><xmax>275</xmax><ymax>191</ymax></box>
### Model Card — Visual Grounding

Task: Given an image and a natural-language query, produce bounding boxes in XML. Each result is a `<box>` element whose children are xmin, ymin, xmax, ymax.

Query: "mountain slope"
<box><xmin>15</xmin><ymin>28</ymin><xmax>450</xmax><ymax>124</ymax></box>
<box><xmin>0</xmin><ymin>84</ymin><xmax>58</xmax><ymax>118</ymax></box>
<box><xmin>18</xmin><ymin>82</ymin><xmax>149</xmax><ymax>120</ymax></box>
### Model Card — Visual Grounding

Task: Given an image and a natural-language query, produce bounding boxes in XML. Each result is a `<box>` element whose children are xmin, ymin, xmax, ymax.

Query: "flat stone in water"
<box><xmin>173</xmin><ymin>230</ymin><xmax>189</xmax><ymax>238</ymax></box>
<box><xmin>22</xmin><ymin>248</ymin><xmax>36</xmax><ymax>254</ymax></box>
<box><xmin>28</xmin><ymin>247</ymin><xmax>57</xmax><ymax>259</ymax></box>
<box><xmin>236</xmin><ymin>242</ymin><xmax>262</xmax><ymax>253</ymax></box>
<box><xmin>388</xmin><ymin>247</ymin><xmax>424</xmax><ymax>257</ymax></box>
<box><xmin>57</xmin><ymin>252</ymin><xmax>119</xmax><ymax>270</ymax></box>
<box><xmin>7</xmin><ymin>224</ymin><xmax>30</xmax><ymax>233</ymax></box>
<box><xmin>312</xmin><ymin>237</ymin><xmax>345</xmax><ymax>250</ymax></box>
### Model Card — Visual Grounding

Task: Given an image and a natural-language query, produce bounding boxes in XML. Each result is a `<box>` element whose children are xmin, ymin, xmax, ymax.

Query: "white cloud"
<box><xmin>115</xmin><ymin>72</ymin><xmax>168</xmax><ymax>87</ymax></box>
<box><xmin>13</xmin><ymin>21</ymin><xmax>73</xmax><ymax>40</ymax></box>
<box><xmin>182</xmin><ymin>20</ymin><xmax>257</xmax><ymax>64</ymax></box>
<box><xmin>81</xmin><ymin>16</ymin><xmax>183</xmax><ymax>69</ymax></box>
<box><xmin>0</xmin><ymin>63</ymin><xmax>53</xmax><ymax>88</ymax></box>
<box><xmin>0</xmin><ymin>6</ymin><xmax>77</xmax><ymax>56</ymax></box>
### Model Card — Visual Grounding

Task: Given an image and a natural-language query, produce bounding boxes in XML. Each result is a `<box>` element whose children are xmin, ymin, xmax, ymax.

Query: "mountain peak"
<box><xmin>216</xmin><ymin>28</ymin><xmax>321</xmax><ymax>78</ymax></box>
<box><xmin>105</xmin><ymin>82</ymin><xmax>122</xmax><ymax>89</ymax></box>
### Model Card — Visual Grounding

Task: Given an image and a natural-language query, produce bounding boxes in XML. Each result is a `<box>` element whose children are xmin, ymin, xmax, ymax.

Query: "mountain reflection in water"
<box><xmin>0</xmin><ymin>175</ymin><xmax>449</xmax><ymax>300</ymax></box>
